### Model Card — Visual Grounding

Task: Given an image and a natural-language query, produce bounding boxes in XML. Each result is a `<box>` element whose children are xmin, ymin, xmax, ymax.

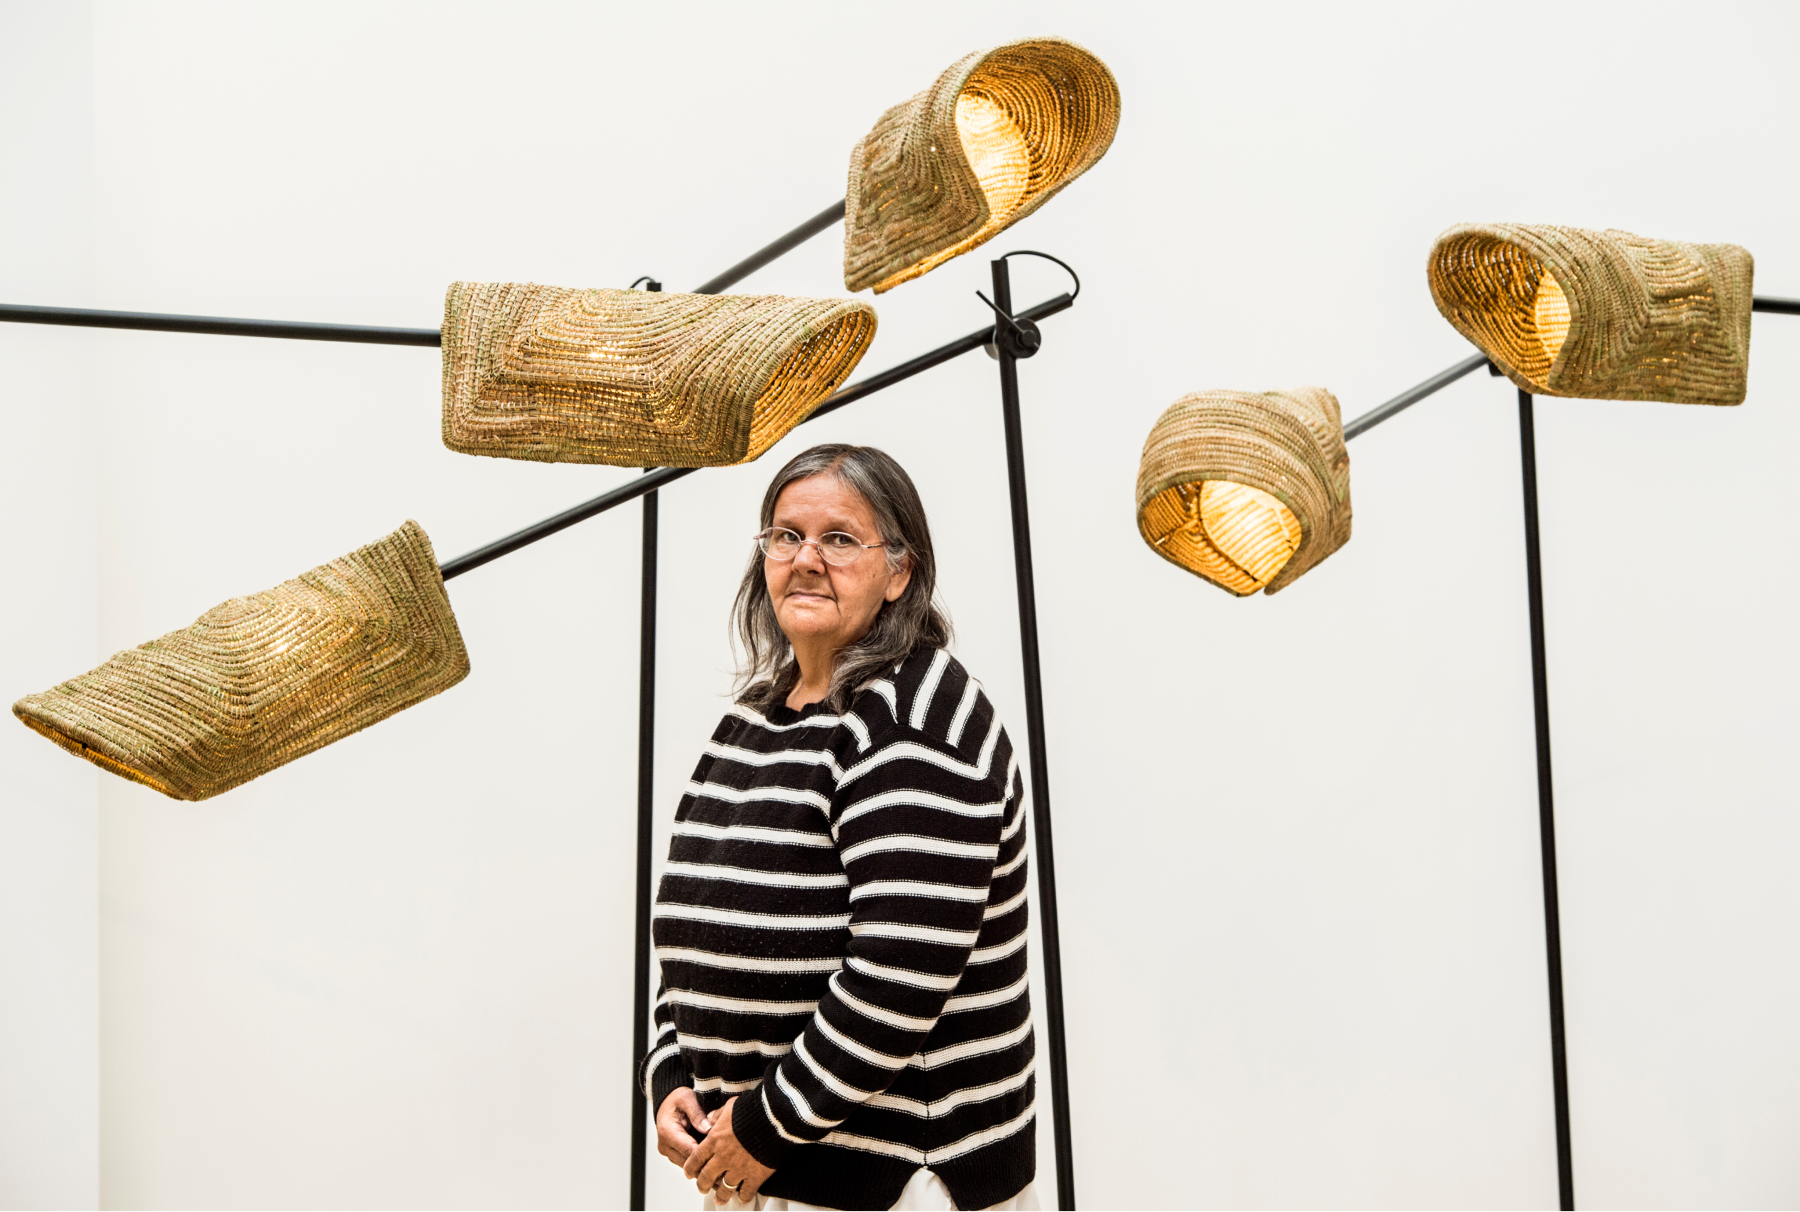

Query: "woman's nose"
<box><xmin>791</xmin><ymin>541</ymin><xmax>828</xmax><ymax>572</ymax></box>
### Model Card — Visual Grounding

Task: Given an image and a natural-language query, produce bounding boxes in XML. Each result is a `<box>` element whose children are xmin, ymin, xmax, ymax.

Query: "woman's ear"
<box><xmin>883</xmin><ymin>554</ymin><xmax>913</xmax><ymax>603</ymax></box>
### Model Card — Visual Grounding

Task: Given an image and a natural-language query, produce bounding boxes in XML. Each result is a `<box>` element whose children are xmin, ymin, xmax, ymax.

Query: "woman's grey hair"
<box><xmin>734</xmin><ymin>444</ymin><xmax>951</xmax><ymax>712</ymax></box>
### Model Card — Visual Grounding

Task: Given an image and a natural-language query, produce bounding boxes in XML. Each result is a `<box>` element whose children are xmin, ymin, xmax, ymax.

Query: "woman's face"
<box><xmin>765</xmin><ymin>474</ymin><xmax>912</xmax><ymax>655</ymax></box>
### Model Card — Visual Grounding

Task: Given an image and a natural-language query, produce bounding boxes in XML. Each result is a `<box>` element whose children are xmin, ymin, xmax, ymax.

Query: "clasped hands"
<box><xmin>657</xmin><ymin>1087</ymin><xmax>776</xmax><ymax>1205</ymax></box>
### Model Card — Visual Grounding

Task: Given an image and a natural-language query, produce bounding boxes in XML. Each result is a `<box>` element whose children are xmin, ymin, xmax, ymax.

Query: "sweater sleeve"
<box><xmin>731</xmin><ymin>677</ymin><xmax>1016</xmax><ymax>1167</ymax></box>
<box><xmin>638</xmin><ymin>979</ymin><xmax>693</xmax><ymax>1112</ymax></box>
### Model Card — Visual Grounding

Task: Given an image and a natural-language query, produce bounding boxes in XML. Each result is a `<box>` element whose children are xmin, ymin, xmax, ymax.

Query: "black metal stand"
<box><xmin>989</xmin><ymin>257</ymin><xmax>1076</xmax><ymax>1209</ymax></box>
<box><xmin>630</xmin><ymin>472</ymin><xmax>659</xmax><ymax>1210</ymax></box>
<box><xmin>1516</xmin><ymin>389</ymin><xmax>1575</xmax><ymax>1210</ymax></box>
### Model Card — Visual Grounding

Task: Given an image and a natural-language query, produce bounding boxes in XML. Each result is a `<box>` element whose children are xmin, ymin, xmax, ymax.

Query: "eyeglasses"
<box><xmin>754</xmin><ymin>527</ymin><xmax>889</xmax><ymax>567</ymax></box>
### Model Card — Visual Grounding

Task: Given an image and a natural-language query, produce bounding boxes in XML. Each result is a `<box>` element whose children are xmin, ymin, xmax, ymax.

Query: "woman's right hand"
<box><xmin>655</xmin><ymin>1088</ymin><xmax>713</xmax><ymax>1167</ymax></box>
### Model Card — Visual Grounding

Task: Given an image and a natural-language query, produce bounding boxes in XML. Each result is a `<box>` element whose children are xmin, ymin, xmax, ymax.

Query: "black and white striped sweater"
<box><xmin>638</xmin><ymin>646</ymin><xmax>1034</xmax><ymax>1210</ymax></box>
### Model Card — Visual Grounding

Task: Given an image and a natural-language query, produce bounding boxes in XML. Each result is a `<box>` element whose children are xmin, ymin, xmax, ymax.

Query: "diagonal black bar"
<box><xmin>1517</xmin><ymin>390</ymin><xmax>1576</xmax><ymax>1209</ymax></box>
<box><xmin>1752</xmin><ymin>295</ymin><xmax>1800</xmax><ymax>315</ymax></box>
<box><xmin>990</xmin><ymin>258</ymin><xmax>1077</xmax><ymax>1209</ymax></box>
<box><xmin>690</xmin><ymin>201</ymin><xmax>848</xmax><ymax>297</ymax></box>
<box><xmin>1343</xmin><ymin>352</ymin><xmax>1489</xmax><ymax>441</ymax></box>
<box><xmin>438</xmin><ymin>466</ymin><xmax>694</xmax><ymax>581</ymax></box>
<box><xmin>0</xmin><ymin>302</ymin><xmax>440</xmax><ymax>345</ymax></box>
<box><xmin>436</xmin><ymin>295</ymin><xmax>1075</xmax><ymax>581</ymax></box>
<box><xmin>807</xmin><ymin>293</ymin><xmax>1074</xmax><ymax>423</ymax></box>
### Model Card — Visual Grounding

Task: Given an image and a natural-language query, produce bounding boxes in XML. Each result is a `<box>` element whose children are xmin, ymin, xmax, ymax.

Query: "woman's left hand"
<box><xmin>683</xmin><ymin>1096</ymin><xmax>776</xmax><ymax>1204</ymax></box>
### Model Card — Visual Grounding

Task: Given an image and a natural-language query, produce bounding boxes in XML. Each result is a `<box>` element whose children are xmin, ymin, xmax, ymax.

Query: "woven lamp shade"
<box><xmin>843</xmin><ymin>38</ymin><xmax>1120</xmax><ymax>294</ymax></box>
<box><xmin>1428</xmin><ymin>223</ymin><xmax>1754</xmax><ymax>406</ymax></box>
<box><xmin>442</xmin><ymin>283</ymin><xmax>878</xmax><ymax>467</ymax></box>
<box><xmin>13</xmin><ymin>521</ymin><xmax>469</xmax><ymax>802</ymax></box>
<box><xmin>1136</xmin><ymin>388</ymin><xmax>1352</xmax><ymax>597</ymax></box>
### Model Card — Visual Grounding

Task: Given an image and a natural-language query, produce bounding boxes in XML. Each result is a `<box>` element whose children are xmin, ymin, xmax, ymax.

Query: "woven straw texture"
<box><xmin>13</xmin><ymin>521</ymin><xmax>469</xmax><ymax>801</ymax></box>
<box><xmin>1136</xmin><ymin>388</ymin><xmax>1352</xmax><ymax>597</ymax></box>
<box><xmin>843</xmin><ymin>38</ymin><xmax>1120</xmax><ymax>294</ymax></box>
<box><xmin>1428</xmin><ymin>223</ymin><xmax>1754</xmax><ymax>405</ymax></box>
<box><xmin>442</xmin><ymin>284</ymin><xmax>878</xmax><ymax>467</ymax></box>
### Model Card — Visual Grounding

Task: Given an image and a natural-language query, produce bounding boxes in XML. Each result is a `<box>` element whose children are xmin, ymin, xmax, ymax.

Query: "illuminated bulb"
<box><xmin>1198</xmin><ymin>480</ymin><xmax>1302</xmax><ymax>589</ymax></box>
<box><xmin>1534</xmin><ymin>271</ymin><xmax>1571</xmax><ymax>367</ymax></box>
<box><xmin>954</xmin><ymin>93</ymin><xmax>1030</xmax><ymax>231</ymax></box>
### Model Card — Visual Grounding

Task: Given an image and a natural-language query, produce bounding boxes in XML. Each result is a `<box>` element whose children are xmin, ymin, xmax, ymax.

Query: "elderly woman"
<box><xmin>637</xmin><ymin>445</ymin><xmax>1037</xmax><ymax>1211</ymax></box>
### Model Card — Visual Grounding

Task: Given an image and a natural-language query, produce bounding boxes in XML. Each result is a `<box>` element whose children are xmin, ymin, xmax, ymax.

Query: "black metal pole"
<box><xmin>0</xmin><ymin>302</ymin><xmax>440</xmax><ymax>345</ymax></box>
<box><xmin>990</xmin><ymin>257</ymin><xmax>1076</xmax><ymax>1209</ymax></box>
<box><xmin>690</xmin><ymin>201</ymin><xmax>847</xmax><ymax>296</ymax></box>
<box><xmin>1517</xmin><ymin>389</ymin><xmax>1575</xmax><ymax>1210</ymax></box>
<box><xmin>630</xmin><ymin>470</ymin><xmax>659</xmax><ymax>1211</ymax></box>
<box><xmin>1342</xmin><ymin>353</ymin><xmax>1489</xmax><ymax>441</ymax></box>
<box><xmin>0</xmin><ymin>201</ymin><xmax>850</xmax><ymax>340</ymax></box>
<box><xmin>438</xmin><ymin>466</ymin><xmax>694</xmax><ymax>582</ymax></box>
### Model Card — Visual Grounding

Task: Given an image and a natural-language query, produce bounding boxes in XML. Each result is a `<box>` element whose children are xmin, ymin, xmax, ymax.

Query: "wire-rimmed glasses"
<box><xmin>754</xmin><ymin>527</ymin><xmax>889</xmax><ymax>567</ymax></box>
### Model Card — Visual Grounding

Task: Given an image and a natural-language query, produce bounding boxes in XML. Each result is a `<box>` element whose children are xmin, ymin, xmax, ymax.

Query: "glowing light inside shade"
<box><xmin>1534</xmin><ymin>271</ymin><xmax>1572</xmax><ymax>366</ymax></box>
<box><xmin>1143</xmin><ymin>479</ymin><xmax>1306</xmax><ymax>595</ymax></box>
<box><xmin>954</xmin><ymin>93</ymin><xmax>1030</xmax><ymax>228</ymax></box>
<box><xmin>1199</xmin><ymin>481</ymin><xmax>1302</xmax><ymax>589</ymax></box>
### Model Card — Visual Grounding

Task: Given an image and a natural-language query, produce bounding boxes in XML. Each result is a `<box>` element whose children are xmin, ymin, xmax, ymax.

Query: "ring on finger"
<box><xmin>721</xmin><ymin>1178</ymin><xmax>741</xmax><ymax>1192</ymax></box>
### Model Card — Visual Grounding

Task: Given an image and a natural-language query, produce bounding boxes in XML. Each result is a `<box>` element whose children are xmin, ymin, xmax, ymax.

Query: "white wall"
<box><xmin>2</xmin><ymin>0</ymin><xmax>1796</xmax><ymax>1207</ymax></box>
<box><xmin>0</xmin><ymin>3</ymin><xmax>101</xmax><ymax>1207</ymax></box>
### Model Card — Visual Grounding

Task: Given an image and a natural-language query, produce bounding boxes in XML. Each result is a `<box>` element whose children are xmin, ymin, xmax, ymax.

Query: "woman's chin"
<box><xmin>778</xmin><ymin>607</ymin><xmax>842</xmax><ymax>640</ymax></box>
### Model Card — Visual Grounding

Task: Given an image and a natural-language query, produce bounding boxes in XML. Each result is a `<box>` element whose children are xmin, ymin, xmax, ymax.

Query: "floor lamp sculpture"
<box><xmin>18</xmin><ymin>36</ymin><xmax>1796</xmax><ymax>1210</ymax></box>
<box><xmin>1133</xmin><ymin>222</ymin><xmax>1788</xmax><ymax>1212</ymax></box>
<box><xmin>1426</xmin><ymin>222</ymin><xmax>1756</xmax><ymax>1212</ymax></box>
<box><xmin>1</xmin><ymin>35</ymin><xmax>1120</xmax><ymax>1211</ymax></box>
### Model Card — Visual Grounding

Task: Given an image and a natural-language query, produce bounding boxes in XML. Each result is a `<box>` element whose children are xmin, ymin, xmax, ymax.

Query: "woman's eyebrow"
<box><xmin>772</xmin><ymin>516</ymin><xmax>866</xmax><ymax>534</ymax></box>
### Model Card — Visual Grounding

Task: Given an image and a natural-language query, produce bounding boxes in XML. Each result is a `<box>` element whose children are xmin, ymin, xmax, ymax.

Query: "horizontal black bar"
<box><xmin>0</xmin><ymin>302</ymin><xmax>441</xmax><ymax>346</ymax></box>
<box><xmin>7</xmin><ymin>282</ymin><xmax>1785</xmax><ymax>349</ymax></box>
<box><xmin>0</xmin><ymin>202</ymin><xmax>850</xmax><ymax>343</ymax></box>
<box><xmin>1343</xmin><ymin>352</ymin><xmax>1489</xmax><ymax>441</ymax></box>
<box><xmin>438</xmin><ymin>293</ymin><xmax>1076</xmax><ymax>580</ymax></box>
<box><xmin>690</xmin><ymin>200</ymin><xmax>848</xmax><ymax>296</ymax></box>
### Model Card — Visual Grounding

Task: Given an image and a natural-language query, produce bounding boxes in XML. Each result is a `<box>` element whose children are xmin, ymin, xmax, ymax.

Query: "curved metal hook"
<box><xmin>997</xmin><ymin>249</ymin><xmax>1081</xmax><ymax>301</ymax></box>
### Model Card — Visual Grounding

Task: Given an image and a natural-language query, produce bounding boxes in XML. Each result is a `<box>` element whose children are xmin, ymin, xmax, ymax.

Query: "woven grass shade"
<box><xmin>1136</xmin><ymin>388</ymin><xmax>1352</xmax><ymax>596</ymax></box>
<box><xmin>843</xmin><ymin>38</ymin><xmax>1121</xmax><ymax>294</ymax></box>
<box><xmin>1428</xmin><ymin>223</ymin><xmax>1754</xmax><ymax>406</ymax></box>
<box><xmin>442</xmin><ymin>284</ymin><xmax>878</xmax><ymax>467</ymax></box>
<box><xmin>13</xmin><ymin>521</ymin><xmax>468</xmax><ymax>802</ymax></box>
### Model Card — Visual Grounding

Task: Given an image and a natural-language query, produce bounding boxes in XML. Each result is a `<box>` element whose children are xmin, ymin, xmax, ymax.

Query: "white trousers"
<box><xmin>704</xmin><ymin>1169</ymin><xmax>1040</xmax><ymax>1211</ymax></box>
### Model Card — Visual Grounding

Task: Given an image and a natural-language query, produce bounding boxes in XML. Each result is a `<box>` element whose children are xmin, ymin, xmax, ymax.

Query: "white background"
<box><xmin>2</xmin><ymin>1</ymin><xmax>1796</xmax><ymax>1208</ymax></box>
